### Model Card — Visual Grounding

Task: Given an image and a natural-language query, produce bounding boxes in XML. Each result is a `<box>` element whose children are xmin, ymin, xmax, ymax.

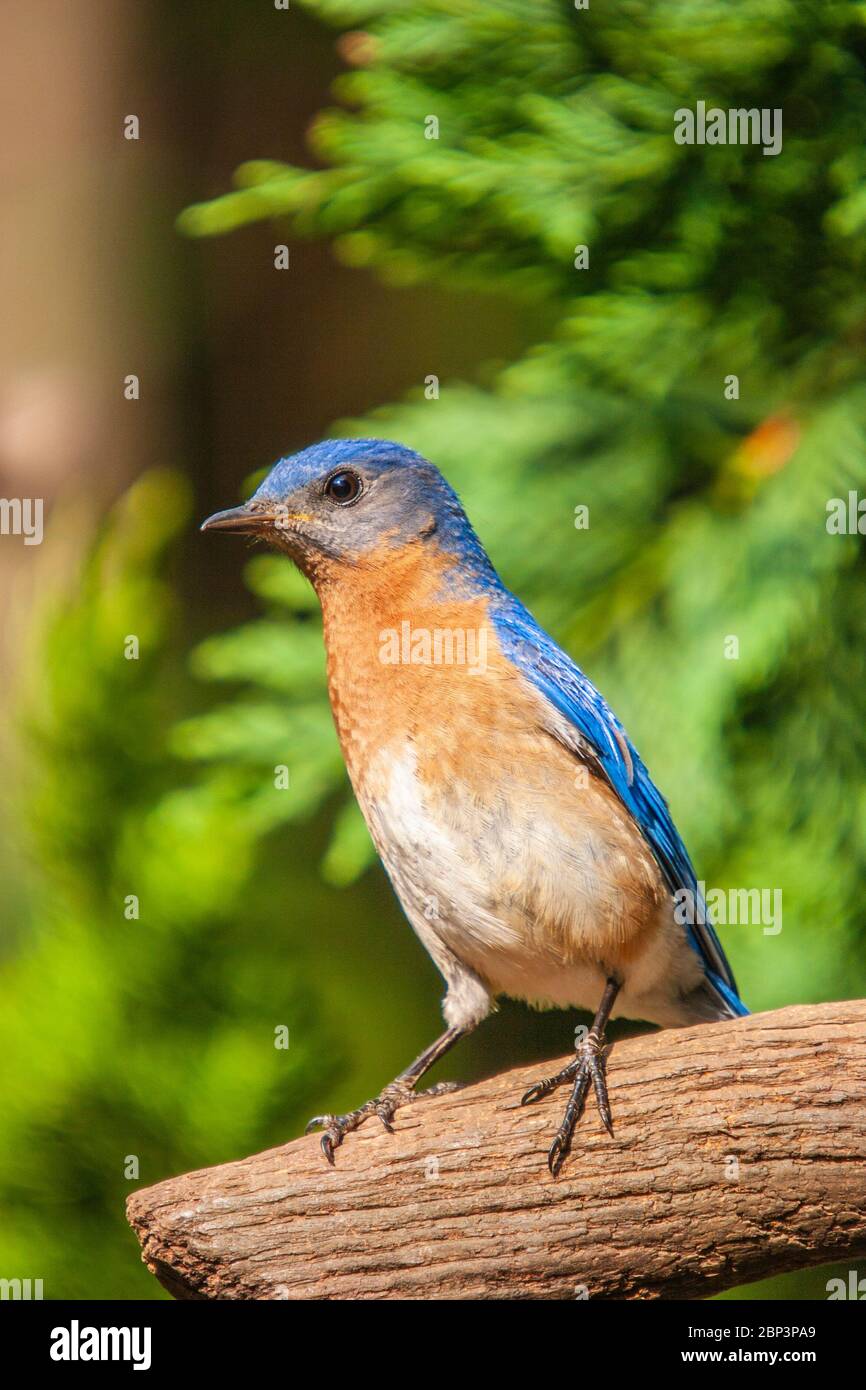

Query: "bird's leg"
<box><xmin>522</xmin><ymin>977</ymin><xmax>620</xmax><ymax>1177</ymax></box>
<box><xmin>305</xmin><ymin>1025</ymin><xmax>466</xmax><ymax>1165</ymax></box>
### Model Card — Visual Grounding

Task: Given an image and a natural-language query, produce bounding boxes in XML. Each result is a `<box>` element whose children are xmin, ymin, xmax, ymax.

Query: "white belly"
<box><xmin>356</xmin><ymin>747</ymin><xmax>706</xmax><ymax>1029</ymax></box>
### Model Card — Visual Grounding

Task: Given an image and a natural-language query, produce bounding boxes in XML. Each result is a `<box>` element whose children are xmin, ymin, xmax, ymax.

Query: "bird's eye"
<box><xmin>324</xmin><ymin>470</ymin><xmax>362</xmax><ymax>505</ymax></box>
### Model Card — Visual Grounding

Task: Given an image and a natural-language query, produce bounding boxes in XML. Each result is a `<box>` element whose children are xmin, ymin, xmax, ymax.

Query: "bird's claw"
<box><xmin>522</xmin><ymin>1034</ymin><xmax>614</xmax><ymax>1178</ymax></box>
<box><xmin>521</xmin><ymin>1060</ymin><xmax>579</xmax><ymax>1107</ymax></box>
<box><xmin>305</xmin><ymin>1079</ymin><xmax>464</xmax><ymax>1165</ymax></box>
<box><xmin>547</xmin><ymin>1132</ymin><xmax>569</xmax><ymax>1179</ymax></box>
<box><xmin>304</xmin><ymin>1091</ymin><xmax>402</xmax><ymax>1163</ymax></box>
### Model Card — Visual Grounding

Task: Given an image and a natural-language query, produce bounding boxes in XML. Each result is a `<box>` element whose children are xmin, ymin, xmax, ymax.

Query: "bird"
<box><xmin>202</xmin><ymin>438</ymin><xmax>747</xmax><ymax>1176</ymax></box>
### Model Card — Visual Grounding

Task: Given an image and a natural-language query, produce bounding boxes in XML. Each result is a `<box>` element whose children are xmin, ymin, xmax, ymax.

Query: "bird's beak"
<box><xmin>200</xmin><ymin>503</ymin><xmax>275</xmax><ymax>535</ymax></box>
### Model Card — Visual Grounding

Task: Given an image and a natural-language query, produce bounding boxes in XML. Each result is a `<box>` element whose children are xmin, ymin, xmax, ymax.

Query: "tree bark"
<box><xmin>126</xmin><ymin>1001</ymin><xmax>866</xmax><ymax>1300</ymax></box>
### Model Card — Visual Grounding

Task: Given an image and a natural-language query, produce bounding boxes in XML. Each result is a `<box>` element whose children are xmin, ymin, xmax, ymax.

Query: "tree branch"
<box><xmin>127</xmin><ymin>1001</ymin><xmax>866</xmax><ymax>1299</ymax></box>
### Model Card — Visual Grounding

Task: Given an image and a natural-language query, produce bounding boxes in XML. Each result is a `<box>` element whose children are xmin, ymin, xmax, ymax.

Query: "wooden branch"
<box><xmin>127</xmin><ymin>1001</ymin><xmax>866</xmax><ymax>1300</ymax></box>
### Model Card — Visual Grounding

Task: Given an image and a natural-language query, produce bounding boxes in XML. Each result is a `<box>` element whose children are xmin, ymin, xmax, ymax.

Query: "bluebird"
<box><xmin>202</xmin><ymin>439</ymin><xmax>747</xmax><ymax>1176</ymax></box>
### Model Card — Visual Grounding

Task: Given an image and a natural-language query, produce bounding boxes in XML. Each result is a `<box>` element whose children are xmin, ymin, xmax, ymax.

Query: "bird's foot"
<box><xmin>521</xmin><ymin>1032</ymin><xmax>613</xmax><ymax>1177</ymax></box>
<box><xmin>305</xmin><ymin>1078</ymin><xmax>462</xmax><ymax>1165</ymax></box>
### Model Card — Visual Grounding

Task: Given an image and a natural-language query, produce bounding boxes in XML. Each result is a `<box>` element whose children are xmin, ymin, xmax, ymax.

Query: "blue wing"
<box><xmin>491</xmin><ymin>593</ymin><xmax>747</xmax><ymax>1018</ymax></box>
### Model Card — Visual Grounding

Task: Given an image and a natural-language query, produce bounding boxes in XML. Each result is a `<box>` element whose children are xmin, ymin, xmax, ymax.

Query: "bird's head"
<box><xmin>201</xmin><ymin>438</ymin><xmax>494</xmax><ymax>587</ymax></box>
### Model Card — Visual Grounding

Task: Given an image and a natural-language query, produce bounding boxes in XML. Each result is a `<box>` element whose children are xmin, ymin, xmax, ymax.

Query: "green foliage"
<box><xmin>179</xmin><ymin>0</ymin><xmax>866</xmax><ymax>1019</ymax></box>
<box><xmin>3</xmin><ymin>0</ymin><xmax>866</xmax><ymax>1301</ymax></box>
<box><xmin>0</xmin><ymin>477</ymin><xmax>336</xmax><ymax>1297</ymax></box>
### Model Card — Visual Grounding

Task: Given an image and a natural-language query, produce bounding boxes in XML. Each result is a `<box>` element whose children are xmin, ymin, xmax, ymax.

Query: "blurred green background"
<box><xmin>1</xmin><ymin>0</ymin><xmax>865</xmax><ymax>1300</ymax></box>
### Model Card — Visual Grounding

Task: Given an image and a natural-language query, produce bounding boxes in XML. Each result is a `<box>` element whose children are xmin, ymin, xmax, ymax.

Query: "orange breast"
<box><xmin>317</xmin><ymin>540</ymin><xmax>520</xmax><ymax>793</ymax></box>
<box><xmin>315</xmin><ymin>538</ymin><xmax>671</xmax><ymax>990</ymax></box>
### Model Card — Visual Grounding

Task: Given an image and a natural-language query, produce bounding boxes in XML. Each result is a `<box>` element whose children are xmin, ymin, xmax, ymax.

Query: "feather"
<box><xmin>491</xmin><ymin>592</ymin><xmax>748</xmax><ymax>1018</ymax></box>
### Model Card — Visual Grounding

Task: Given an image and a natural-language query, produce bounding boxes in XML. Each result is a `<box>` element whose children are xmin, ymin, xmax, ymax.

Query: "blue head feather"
<box><xmin>252</xmin><ymin>438</ymin><xmax>499</xmax><ymax>583</ymax></box>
